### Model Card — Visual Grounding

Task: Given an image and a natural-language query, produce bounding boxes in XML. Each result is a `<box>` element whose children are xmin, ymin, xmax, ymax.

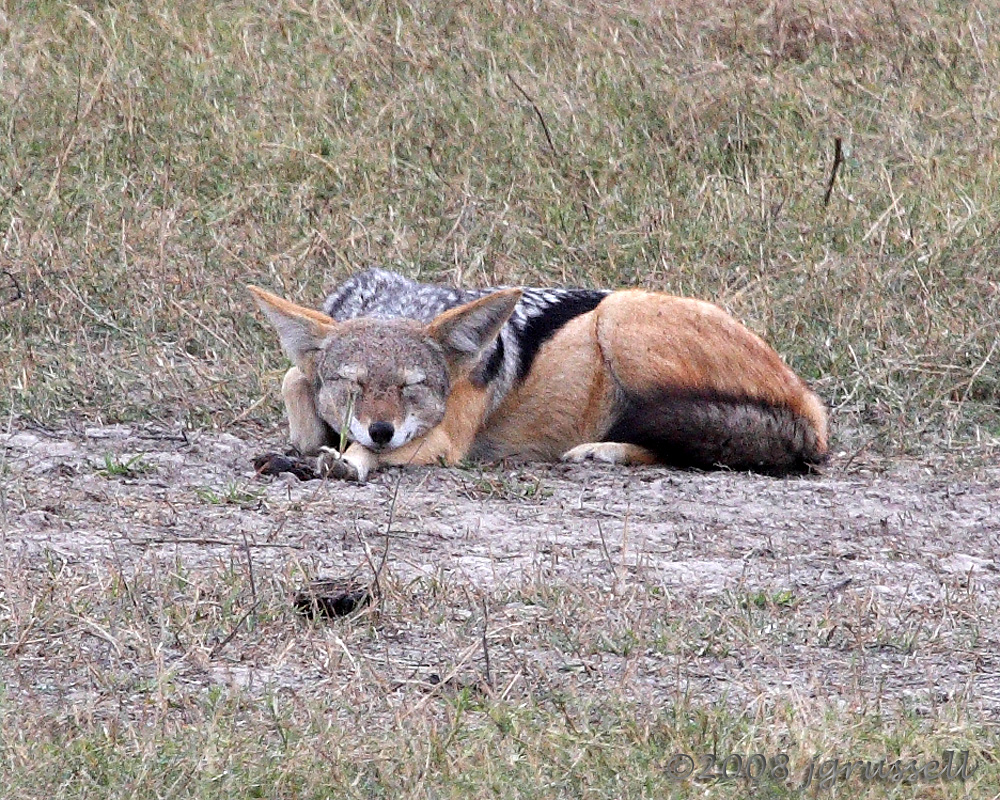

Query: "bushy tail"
<box><xmin>604</xmin><ymin>390</ymin><xmax>828</xmax><ymax>475</ymax></box>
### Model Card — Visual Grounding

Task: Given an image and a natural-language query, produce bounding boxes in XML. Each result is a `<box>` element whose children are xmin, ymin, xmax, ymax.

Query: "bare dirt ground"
<box><xmin>2</xmin><ymin>421</ymin><xmax>999</xmax><ymax>731</ymax></box>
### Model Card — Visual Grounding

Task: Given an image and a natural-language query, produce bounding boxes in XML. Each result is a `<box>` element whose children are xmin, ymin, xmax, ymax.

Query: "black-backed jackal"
<box><xmin>250</xmin><ymin>270</ymin><xmax>828</xmax><ymax>482</ymax></box>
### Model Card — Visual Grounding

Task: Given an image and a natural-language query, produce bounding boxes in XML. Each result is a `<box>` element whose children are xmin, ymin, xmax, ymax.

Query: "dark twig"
<box><xmin>355</xmin><ymin>468</ymin><xmax>402</xmax><ymax>602</ymax></box>
<box><xmin>508</xmin><ymin>73</ymin><xmax>558</xmax><ymax>158</ymax></box>
<box><xmin>242</xmin><ymin>531</ymin><xmax>257</xmax><ymax>606</ymax></box>
<box><xmin>841</xmin><ymin>434</ymin><xmax>877</xmax><ymax>473</ymax></box>
<box><xmin>823</xmin><ymin>136</ymin><xmax>844</xmax><ymax>206</ymax></box>
<box><xmin>209</xmin><ymin>600</ymin><xmax>262</xmax><ymax>659</ymax></box>
<box><xmin>596</xmin><ymin>519</ymin><xmax>615</xmax><ymax>573</ymax></box>
<box><xmin>136</xmin><ymin>537</ymin><xmax>302</xmax><ymax>548</ymax></box>
<box><xmin>481</xmin><ymin>595</ymin><xmax>493</xmax><ymax>691</ymax></box>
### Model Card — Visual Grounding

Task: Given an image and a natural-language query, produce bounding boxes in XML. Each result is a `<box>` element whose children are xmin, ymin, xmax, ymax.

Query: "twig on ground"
<box><xmin>209</xmin><ymin>599</ymin><xmax>262</xmax><ymax>659</ymax></box>
<box><xmin>243</xmin><ymin>530</ymin><xmax>257</xmax><ymax>606</ymax></box>
<box><xmin>137</xmin><ymin>537</ymin><xmax>302</xmax><ymax>548</ymax></box>
<box><xmin>508</xmin><ymin>73</ymin><xmax>558</xmax><ymax>158</ymax></box>
<box><xmin>823</xmin><ymin>136</ymin><xmax>844</xmax><ymax>206</ymax></box>
<box><xmin>481</xmin><ymin>595</ymin><xmax>493</xmax><ymax>692</ymax></box>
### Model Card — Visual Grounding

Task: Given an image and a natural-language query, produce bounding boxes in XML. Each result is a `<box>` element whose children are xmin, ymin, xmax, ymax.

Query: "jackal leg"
<box><xmin>317</xmin><ymin>379</ymin><xmax>490</xmax><ymax>482</ymax></box>
<box><xmin>561</xmin><ymin>442</ymin><xmax>659</xmax><ymax>465</ymax></box>
<box><xmin>281</xmin><ymin>366</ymin><xmax>332</xmax><ymax>456</ymax></box>
<box><xmin>317</xmin><ymin>424</ymin><xmax>456</xmax><ymax>483</ymax></box>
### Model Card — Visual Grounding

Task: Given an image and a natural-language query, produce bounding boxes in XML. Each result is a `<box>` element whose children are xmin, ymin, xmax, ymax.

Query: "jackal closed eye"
<box><xmin>336</xmin><ymin>365</ymin><xmax>366</xmax><ymax>382</ymax></box>
<box><xmin>402</xmin><ymin>368</ymin><xmax>426</xmax><ymax>386</ymax></box>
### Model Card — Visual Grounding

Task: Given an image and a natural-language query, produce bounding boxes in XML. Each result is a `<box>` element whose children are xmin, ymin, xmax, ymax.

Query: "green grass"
<box><xmin>1</xmin><ymin>690</ymin><xmax>990</xmax><ymax>798</ymax></box>
<box><xmin>0</xmin><ymin>524</ymin><xmax>996</xmax><ymax>798</ymax></box>
<box><xmin>95</xmin><ymin>452</ymin><xmax>152</xmax><ymax>478</ymax></box>
<box><xmin>195</xmin><ymin>481</ymin><xmax>265</xmax><ymax>507</ymax></box>
<box><xmin>0</xmin><ymin>555</ymin><xmax>994</xmax><ymax>799</ymax></box>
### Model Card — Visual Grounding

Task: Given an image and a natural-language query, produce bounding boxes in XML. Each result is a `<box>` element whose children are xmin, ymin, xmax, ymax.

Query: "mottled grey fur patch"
<box><xmin>321</xmin><ymin>269</ymin><xmax>610</xmax><ymax>414</ymax></box>
<box><xmin>322</xmin><ymin>269</ymin><xmax>488</xmax><ymax>322</ymax></box>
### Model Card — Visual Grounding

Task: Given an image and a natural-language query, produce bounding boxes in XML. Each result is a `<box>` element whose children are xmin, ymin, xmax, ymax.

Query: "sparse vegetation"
<box><xmin>740</xmin><ymin>588</ymin><xmax>800</xmax><ymax>610</ymax></box>
<box><xmin>457</xmin><ymin>467</ymin><xmax>549</xmax><ymax>501</ymax></box>
<box><xmin>95</xmin><ymin>452</ymin><xmax>152</xmax><ymax>478</ymax></box>
<box><xmin>2</xmin><ymin>0</ymin><xmax>999</xmax><ymax>796</ymax></box>
<box><xmin>196</xmin><ymin>481</ymin><xmax>265</xmax><ymax>507</ymax></box>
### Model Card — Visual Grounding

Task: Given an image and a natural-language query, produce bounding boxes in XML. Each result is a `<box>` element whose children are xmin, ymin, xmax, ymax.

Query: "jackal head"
<box><xmin>249</xmin><ymin>285</ymin><xmax>521</xmax><ymax>452</ymax></box>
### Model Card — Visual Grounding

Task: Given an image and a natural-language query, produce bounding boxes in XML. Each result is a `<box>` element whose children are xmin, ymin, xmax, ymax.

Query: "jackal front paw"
<box><xmin>317</xmin><ymin>447</ymin><xmax>364</xmax><ymax>482</ymax></box>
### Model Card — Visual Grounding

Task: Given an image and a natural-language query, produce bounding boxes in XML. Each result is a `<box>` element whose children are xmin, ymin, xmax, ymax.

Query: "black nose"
<box><xmin>368</xmin><ymin>421</ymin><xmax>395</xmax><ymax>447</ymax></box>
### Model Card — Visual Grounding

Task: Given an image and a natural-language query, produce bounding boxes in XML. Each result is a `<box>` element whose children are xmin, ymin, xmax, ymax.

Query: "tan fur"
<box><xmin>282</xmin><ymin>365</ymin><xmax>331</xmax><ymax>455</ymax></box>
<box><xmin>250</xmin><ymin>284</ymin><xmax>829</xmax><ymax>481</ymax></box>
<box><xmin>471</xmin><ymin>291</ymin><xmax>828</xmax><ymax>462</ymax></box>
<box><xmin>594</xmin><ymin>291</ymin><xmax>829</xmax><ymax>450</ymax></box>
<box><xmin>472</xmin><ymin>310</ymin><xmax>614</xmax><ymax>460</ymax></box>
<box><xmin>377</xmin><ymin>380</ymin><xmax>491</xmax><ymax>465</ymax></box>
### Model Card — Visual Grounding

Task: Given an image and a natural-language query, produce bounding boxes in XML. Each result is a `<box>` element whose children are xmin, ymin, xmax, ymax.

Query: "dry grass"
<box><xmin>2</xmin><ymin>0</ymin><xmax>999</xmax><ymax>451</ymax></box>
<box><xmin>2</xmin><ymin>0</ymin><xmax>1000</xmax><ymax>796</ymax></box>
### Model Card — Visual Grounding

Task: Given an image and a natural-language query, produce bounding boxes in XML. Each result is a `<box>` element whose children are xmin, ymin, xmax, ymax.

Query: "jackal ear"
<box><xmin>427</xmin><ymin>288</ymin><xmax>522</xmax><ymax>371</ymax></box>
<box><xmin>248</xmin><ymin>285</ymin><xmax>338</xmax><ymax>369</ymax></box>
